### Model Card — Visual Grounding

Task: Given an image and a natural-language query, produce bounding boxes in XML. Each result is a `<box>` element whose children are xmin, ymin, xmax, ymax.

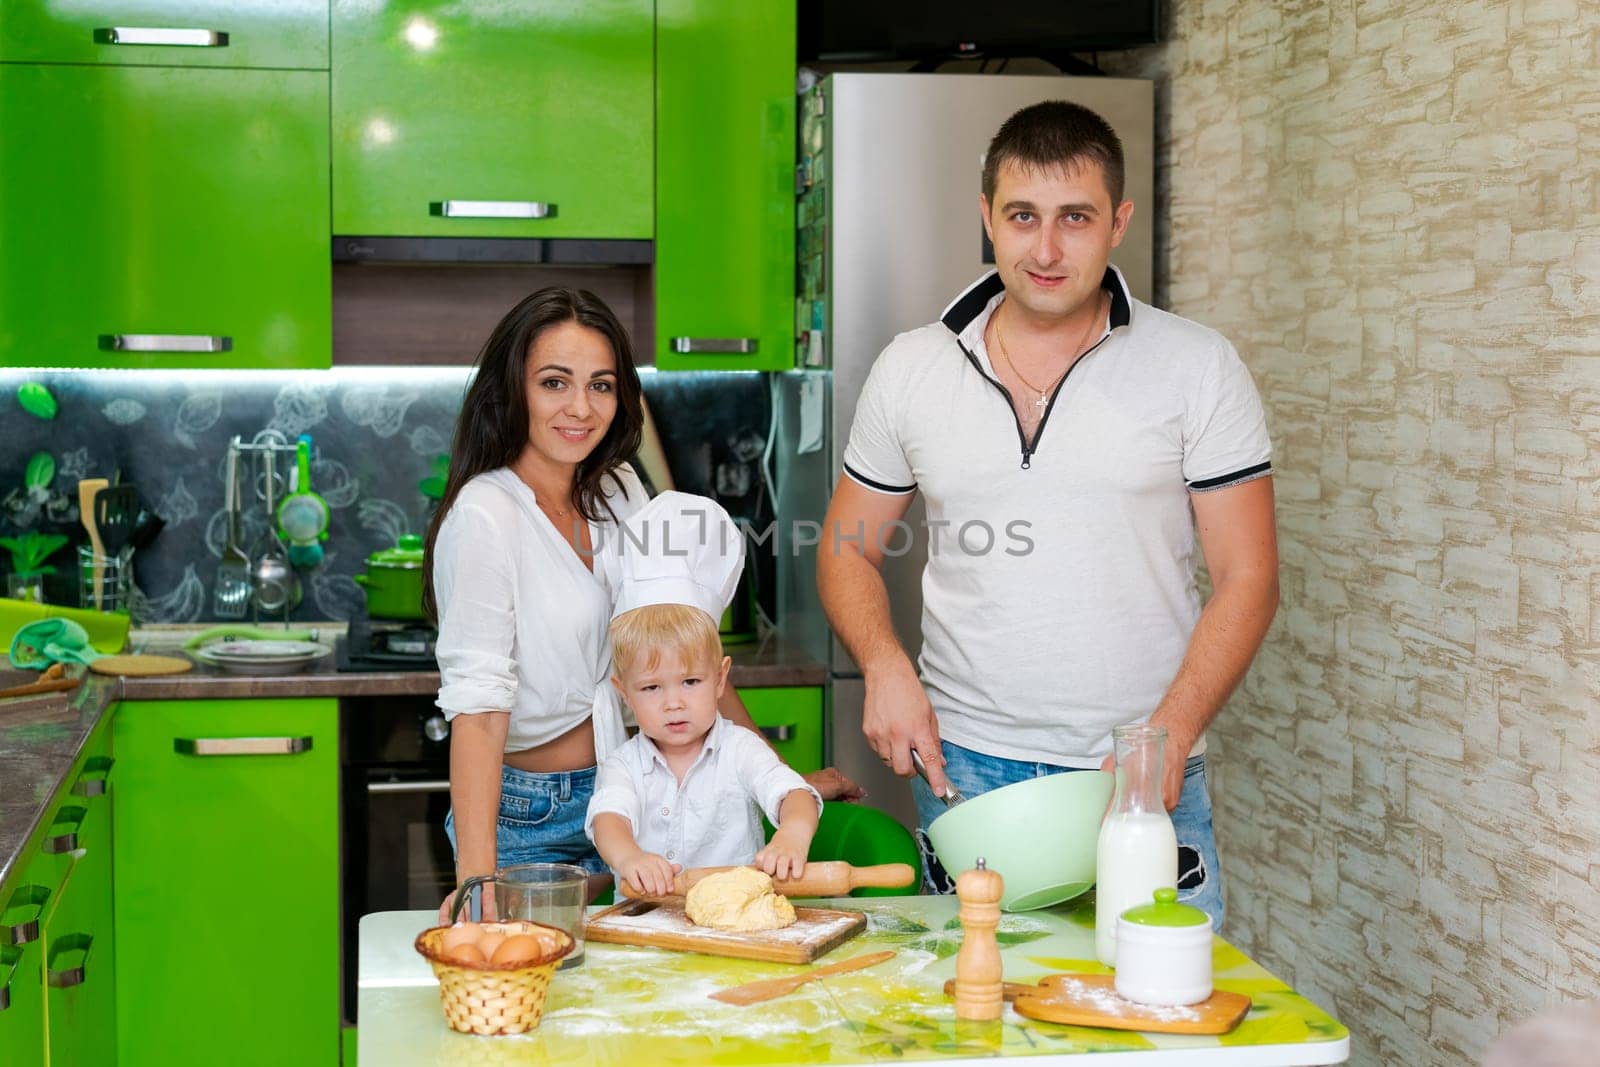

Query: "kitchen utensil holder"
<box><xmin>77</xmin><ymin>544</ymin><xmax>134</xmax><ymax>616</ymax></box>
<box><xmin>229</xmin><ymin>433</ymin><xmax>303</xmax><ymax>626</ymax></box>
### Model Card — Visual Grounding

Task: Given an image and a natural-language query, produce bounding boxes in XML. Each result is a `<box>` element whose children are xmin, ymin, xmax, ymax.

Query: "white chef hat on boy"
<box><xmin>610</xmin><ymin>491</ymin><xmax>744</xmax><ymax>622</ymax></box>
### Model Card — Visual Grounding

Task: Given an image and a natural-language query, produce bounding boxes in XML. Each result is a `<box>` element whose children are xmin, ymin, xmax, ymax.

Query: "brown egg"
<box><xmin>489</xmin><ymin>933</ymin><xmax>548</xmax><ymax>966</ymax></box>
<box><xmin>449</xmin><ymin>942</ymin><xmax>488</xmax><ymax>967</ymax></box>
<box><xmin>476</xmin><ymin>931</ymin><xmax>507</xmax><ymax>960</ymax></box>
<box><xmin>439</xmin><ymin>922</ymin><xmax>483</xmax><ymax>954</ymax></box>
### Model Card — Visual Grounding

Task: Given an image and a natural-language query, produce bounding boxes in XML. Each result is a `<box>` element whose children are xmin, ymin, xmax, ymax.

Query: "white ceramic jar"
<box><xmin>1113</xmin><ymin>887</ymin><xmax>1213</xmax><ymax>1006</ymax></box>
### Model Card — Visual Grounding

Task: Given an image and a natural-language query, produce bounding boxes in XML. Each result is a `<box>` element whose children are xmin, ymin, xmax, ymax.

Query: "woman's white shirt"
<box><xmin>432</xmin><ymin>464</ymin><xmax>647</xmax><ymax>753</ymax></box>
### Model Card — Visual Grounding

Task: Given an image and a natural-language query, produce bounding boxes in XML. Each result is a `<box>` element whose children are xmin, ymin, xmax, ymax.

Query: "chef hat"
<box><xmin>610</xmin><ymin>491</ymin><xmax>744</xmax><ymax>623</ymax></box>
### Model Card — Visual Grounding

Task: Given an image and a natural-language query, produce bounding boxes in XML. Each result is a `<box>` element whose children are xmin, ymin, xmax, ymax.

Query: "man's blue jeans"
<box><xmin>909</xmin><ymin>741</ymin><xmax>1226</xmax><ymax>931</ymax></box>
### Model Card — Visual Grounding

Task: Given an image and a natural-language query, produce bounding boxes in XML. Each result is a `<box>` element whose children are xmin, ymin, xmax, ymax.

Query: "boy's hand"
<box><xmin>617</xmin><ymin>852</ymin><xmax>680</xmax><ymax>897</ymax></box>
<box><xmin>756</xmin><ymin>825</ymin><xmax>811</xmax><ymax>882</ymax></box>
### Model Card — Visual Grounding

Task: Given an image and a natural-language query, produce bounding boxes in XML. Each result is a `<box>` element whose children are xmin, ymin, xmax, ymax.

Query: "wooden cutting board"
<box><xmin>1011</xmin><ymin>974</ymin><xmax>1251</xmax><ymax>1035</ymax></box>
<box><xmin>585</xmin><ymin>897</ymin><xmax>866</xmax><ymax>964</ymax></box>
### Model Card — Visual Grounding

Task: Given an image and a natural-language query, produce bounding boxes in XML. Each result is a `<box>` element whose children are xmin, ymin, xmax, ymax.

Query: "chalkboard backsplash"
<box><xmin>0</xmin><ymin>368</ymin><xmax>773</xmax><ymax>624</ymax></box>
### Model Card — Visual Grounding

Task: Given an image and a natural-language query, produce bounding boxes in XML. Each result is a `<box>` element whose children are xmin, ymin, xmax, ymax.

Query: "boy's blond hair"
<box><xmin>610</xmin><ymin>603</ymin><xmax>723</xmax><ymax>677</ymax></box>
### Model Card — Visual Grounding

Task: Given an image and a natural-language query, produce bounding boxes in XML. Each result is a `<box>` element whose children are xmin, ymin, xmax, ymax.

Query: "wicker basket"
<box><xmin>414</xmin><ymin>920</ymin><xmax>575</xmax><ymax>1036</ymax></box>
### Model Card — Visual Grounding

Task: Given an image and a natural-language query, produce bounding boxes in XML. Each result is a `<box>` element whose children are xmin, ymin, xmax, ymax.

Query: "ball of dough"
<box><xmin>684</xmin><ymin>867</ymin><xmax>797</xmax><ymax>932</ymax></box>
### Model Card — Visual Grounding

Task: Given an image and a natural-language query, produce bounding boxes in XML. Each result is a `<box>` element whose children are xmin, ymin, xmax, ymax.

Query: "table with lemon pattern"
<box><xmin>358</xmin><ymin>895</ymin><xmax>1349</xmax><ymax>1065</ymax></box>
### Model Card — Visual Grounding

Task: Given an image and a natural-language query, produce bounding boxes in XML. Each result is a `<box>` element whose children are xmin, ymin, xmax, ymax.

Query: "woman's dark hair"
<box><xmin>422</xmin><ymin>286</ymin><xmax>644</xmax><ymax>620</ymax></box>
<box><xmin>982</xmin><ymin>100</ymin><xmax>1126</xmax><ymax>208</ymax></box>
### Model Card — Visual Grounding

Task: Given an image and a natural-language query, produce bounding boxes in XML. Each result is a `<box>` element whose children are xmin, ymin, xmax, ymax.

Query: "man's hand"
<box><xmin>863</xmin><ymin>656</ymin><xmax>948</xmax><ymax>796</ymax></box>
<box><xmin>1098</xmin><ymin>749</ymin><xmax>1185</xmax><ymax>812</ymax></box>
<box><xmin>804</xmin><ymin>767</ymin><xmax>866</xmax><ymax>801</ymax></box>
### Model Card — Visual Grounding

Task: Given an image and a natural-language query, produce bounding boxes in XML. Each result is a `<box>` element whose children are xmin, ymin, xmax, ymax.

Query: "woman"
<box><xmin>426</xmin><ymin>287</ymin><xmax>855</xmax><ymax>918</ymax></box>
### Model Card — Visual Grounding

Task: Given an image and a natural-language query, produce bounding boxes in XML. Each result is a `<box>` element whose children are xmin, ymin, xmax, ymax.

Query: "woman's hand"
<box><xmin>617</xmin><ymin>852</ymin><xmax>680</xmax><ymax>897</ymax></box>
<box><xmin>805</xmin><ymin>766</ymin><xmax>866</xmax><ymax>802</ymax></box>
<box><xmin>438</xmin><ymin>880</ymin><xmax>498</xmax><ymax>926</ymax></box>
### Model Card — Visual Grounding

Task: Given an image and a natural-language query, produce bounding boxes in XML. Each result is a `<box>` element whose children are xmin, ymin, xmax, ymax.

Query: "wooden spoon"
<box><xmin>77</xmin><ymin>478</ymin><xmax>109</xmax><ymax>609</ymax></box>
<box><xmin>0</xmin><ymin>663</ymin><xmax>81</xmax><ymax>700</ymax></box>
<box><xmin>710</xmin><ymin>949</ymin><xmax>896</xmax><ymax>1006</ymax></box>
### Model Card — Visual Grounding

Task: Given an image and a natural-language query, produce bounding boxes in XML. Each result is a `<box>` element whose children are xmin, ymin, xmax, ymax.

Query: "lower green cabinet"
<box><xmin>0</xmin><ymin>712</ymin><xmax>115</xmax><ymax>1067</ymax></box>
<box><xmin>113</xmin><ymin>699</ymin><xmax>339</xmax><ymax>1067</ymax></box>
<box><xmin>741</xmin><ymin>687</ymin><xmax>824</xmax><ymax>774</ymax></box>
<box><xmin>0</xmin><ymin>891</ymin><xmax>47</xmax><ymax>1066</ymax></box>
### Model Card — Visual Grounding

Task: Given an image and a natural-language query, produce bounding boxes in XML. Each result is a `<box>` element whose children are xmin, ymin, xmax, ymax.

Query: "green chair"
<box><xmin>768</xmin><ymin>801</ymin><xmax>922</xmax><ymax>897</ymax></box>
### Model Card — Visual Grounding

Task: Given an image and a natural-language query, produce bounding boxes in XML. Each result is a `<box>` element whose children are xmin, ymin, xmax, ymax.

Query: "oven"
<box><xmin>339</xmin><ymin>693</ymin><xmax>454</xmax><ymax>1027</ymax></box>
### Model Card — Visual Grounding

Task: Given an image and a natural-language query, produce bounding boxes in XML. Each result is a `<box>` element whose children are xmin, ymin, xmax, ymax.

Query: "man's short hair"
<box><xmin>982</xmin><ymin>101</ymin><xmax>1126</xmax><ymax>207</ymax></box>
<box><xmin>610</xmin><ymin>603</ymin><xmax>723</xmax><ymax>678</ymax></box>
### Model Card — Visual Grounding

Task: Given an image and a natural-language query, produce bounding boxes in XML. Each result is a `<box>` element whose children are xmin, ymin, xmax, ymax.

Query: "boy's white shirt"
<box><xmin>584</xmin><ymin>714</ymin><xmax>823</xmax><ymax>871</ymax></box>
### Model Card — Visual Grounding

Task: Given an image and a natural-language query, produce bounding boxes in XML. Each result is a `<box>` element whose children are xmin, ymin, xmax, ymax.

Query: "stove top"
<box><xmin>337</xmin><ymin>617</ymin><xmax>439</xmax><ymax>672</ymax></box>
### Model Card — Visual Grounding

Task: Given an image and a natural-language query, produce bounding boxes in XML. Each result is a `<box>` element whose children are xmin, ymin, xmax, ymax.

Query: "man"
<box><xmin>816</xmin><ymin>101</ymin><xmax>1279</xmax><ymax>926</ymax></box>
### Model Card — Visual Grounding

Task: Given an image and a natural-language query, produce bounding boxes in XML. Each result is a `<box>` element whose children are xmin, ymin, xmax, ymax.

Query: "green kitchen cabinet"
<box><xmin>0</xmin><ymin>858</ymin><xmax>53</xmax><ymax>1067</ymax></box>
<box><xmin>741</xmin><ymin>686</ymin><xmax>823</xmax><ymax>774</ymax></box>
<box><xmin>332</xmin><ymin>0</ymin><xmax>653</xmax><ymax>239</ymax></box>
<box><xmin>113</xmin><ymin>698</ymin><xmax>339</xmax><ymax>1067</ymax></box>
<box><xmin>0</xmin><ymin>1</ymin><xmax>328</xmax><ymax>70</ymax></box>
<box><xmin>42</xmin><ymin>784</ymin><xmax>117</xmax><ymax>1067</ymax></box>
<box><xmin>0</xmin><ymin>712</ymin><xmax>115</xmax><ymax>1067</ymax></box>
<box><xmin>655</xmin><ymin>0</ymin><xmax>796</xmax><ymax>370</ymax></box>
<box><xmin>0</xmin><ymin>64</ymin><xmax>331</xmax><ymax>370</ymax></box>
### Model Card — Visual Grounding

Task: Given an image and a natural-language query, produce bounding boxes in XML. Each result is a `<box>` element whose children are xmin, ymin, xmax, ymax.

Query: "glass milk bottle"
<box><xmin>1094</xmin><ymin>723</ymin><xmax>1179</xmax><ymax>966</ymax></box>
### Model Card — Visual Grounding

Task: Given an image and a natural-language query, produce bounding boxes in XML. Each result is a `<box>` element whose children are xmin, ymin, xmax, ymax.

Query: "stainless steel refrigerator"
<box><xmin>773</xmin><ymin>72</ymin><xmax>1154</xmax><ymax>827</ymax></box>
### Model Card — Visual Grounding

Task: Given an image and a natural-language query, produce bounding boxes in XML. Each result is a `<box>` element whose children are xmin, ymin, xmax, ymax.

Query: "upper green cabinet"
<box><xmin>0</xmin><ymin>0</ymin><xmax>328</xmax><ymax>69</ymax></box>
<box><xmin>332</xmin><ymin>0</ymin><xmax>653</xmax><ymax>239</ymax></box>
<box><xmin>0</xmin><ymin>64</ymin><xmax>332</xmax><ymax>370</ymax></box>
<box><xmin>654</xmin><ymin>0</ymin><xmax>796</xmax><ymax>371</ymax></box>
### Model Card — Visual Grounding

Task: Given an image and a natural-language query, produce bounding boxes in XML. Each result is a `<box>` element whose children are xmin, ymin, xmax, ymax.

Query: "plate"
<box><xmin>192</xmin><ymin>641</ymin><xmax>332</xmax><ymax>674</ymax></box>
<box><xmin>202</xmin><ymin>639</ymin><xmax>328</xmax><ymax>659</ymax></box>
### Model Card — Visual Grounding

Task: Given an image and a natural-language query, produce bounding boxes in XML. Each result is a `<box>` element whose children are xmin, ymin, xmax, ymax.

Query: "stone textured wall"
<box><xmin>1101</xmin><ymin>2</ymin><xmax>1600</xmax><ymax>1063</ymax></box>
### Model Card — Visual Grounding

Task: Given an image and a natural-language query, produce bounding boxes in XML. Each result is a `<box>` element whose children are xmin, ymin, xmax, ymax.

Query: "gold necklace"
<box><xmin>992</xmin><ymin>298</ymin><xmax>1104</xmax><ymax>412</ymax></box>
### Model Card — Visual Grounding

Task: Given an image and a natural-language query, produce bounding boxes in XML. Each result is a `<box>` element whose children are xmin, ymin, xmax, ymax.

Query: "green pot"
<box><xmin>352</xmin><ymin>534</ymin><xmax>426</xmax><ymax>620</ymax></box>
<box><xmin>925</xmin><ymin>769</ymin><xmax>1113</xmax><ymax>911</ymax></box>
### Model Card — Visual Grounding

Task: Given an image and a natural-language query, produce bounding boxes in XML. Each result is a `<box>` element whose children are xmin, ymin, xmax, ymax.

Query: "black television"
<box><xmin>799</xmin><ymin>0</ymin><xmax>1161</xmax><ymax>62</ymax></box>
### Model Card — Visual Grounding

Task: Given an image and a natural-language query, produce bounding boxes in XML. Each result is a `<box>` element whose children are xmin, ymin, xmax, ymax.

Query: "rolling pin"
<box><xmin>618</xmin><ymin>860</ymin><xmax>915</xmax><ymax>900</ymax></box>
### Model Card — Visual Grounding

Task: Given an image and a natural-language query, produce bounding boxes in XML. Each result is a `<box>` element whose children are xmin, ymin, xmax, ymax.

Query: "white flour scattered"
<box><xmin>1045</xmin><ymin>976</ymin><xmax>1203</xmax><ymax>1023</ymax></box>
<box><xmin>592</xmin><ymin>902</ymin><xmax>859</xmax><ymax>945</ymax></box>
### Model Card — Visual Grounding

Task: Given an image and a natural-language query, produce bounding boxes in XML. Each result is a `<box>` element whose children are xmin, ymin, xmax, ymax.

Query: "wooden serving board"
<box><xmin>584</xmin><ymin>898</ymin><xmax>866</xmax><ymax>964</ymax></box>
<box><xmin>1012</xmin><ymin>974</ymin><xmax>1251</xmax><ymax>1035</ymax></box>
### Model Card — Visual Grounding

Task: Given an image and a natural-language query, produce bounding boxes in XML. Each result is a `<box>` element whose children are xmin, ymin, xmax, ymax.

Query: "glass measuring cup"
<box><xmin>451</xmin><ymin>863</ymin><xmax>589</xmax><ymax>968</ymax></box>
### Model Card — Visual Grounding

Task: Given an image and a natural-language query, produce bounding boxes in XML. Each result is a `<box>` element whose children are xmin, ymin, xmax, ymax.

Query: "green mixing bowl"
<box><xmin>926</xmin><ymin>769</ymin><xmax>1114</xmax><ymax>911</ymax></box>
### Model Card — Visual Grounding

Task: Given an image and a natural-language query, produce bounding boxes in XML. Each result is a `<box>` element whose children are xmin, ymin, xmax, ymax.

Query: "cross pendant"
<box><xmin>1034</xmin><ymin>393</ymin><xmax>1049</xmax><ymax>411</ymax></box>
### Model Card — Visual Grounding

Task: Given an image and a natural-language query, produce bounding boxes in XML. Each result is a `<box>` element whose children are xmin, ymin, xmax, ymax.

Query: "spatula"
<box><xmin>618</xmin><ymin>861</ymin><xmax>916</xmax><ymax>900</ymax></box>
<box><xmin>213</xmin><ymin>448</ymin><xmax>252</xmax><ymax>619</ymax></box>
<box><xmin>94</xmin><ymin>484</ymin><xmax>140</xmax><ymax>556</ymax></box>
<box><xmin>709</xmin><ymin>950</ymin><xmax>896</xmax><ymax>1006</ymax></box>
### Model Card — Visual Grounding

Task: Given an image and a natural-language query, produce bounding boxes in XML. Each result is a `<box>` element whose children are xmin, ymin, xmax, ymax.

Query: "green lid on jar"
<box><xmin>1119</xmin><ymin>887</ymin><xmax>1210</xmax><ymax>928</ymax></box>
<box><xmin>369</xmin><ymin>534</ymin><xmax>425</xmax><ymax>567</ymax></box>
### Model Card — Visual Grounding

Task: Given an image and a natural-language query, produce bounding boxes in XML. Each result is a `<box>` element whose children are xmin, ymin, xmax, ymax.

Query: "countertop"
<box><xmin>358</xmin><ymin>895</ymin><xmax>1350</xmax><ymax>1066</ymax></box>
<box><xmin>0</xmin><ymin>628</ymin><xmax>824</xmax><ymax>893</ymax></box>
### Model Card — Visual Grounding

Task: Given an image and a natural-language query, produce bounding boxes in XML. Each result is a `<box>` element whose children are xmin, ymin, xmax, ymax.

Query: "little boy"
<box><xmin>585</xmin><ymin>493</ymin><xmax>821</xmax><ymax>897</ymax></box>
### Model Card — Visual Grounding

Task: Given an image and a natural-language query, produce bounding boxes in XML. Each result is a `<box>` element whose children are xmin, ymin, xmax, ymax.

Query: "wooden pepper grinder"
<box><xmin>954</xmin><ymin>857</ymin><xmax>1005</xmax><ymax>1020</ymax></box>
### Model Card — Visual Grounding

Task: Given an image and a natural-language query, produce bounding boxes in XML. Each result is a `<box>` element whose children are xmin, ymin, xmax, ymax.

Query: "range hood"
<box><xmin>332</xmin><ymin>236</ymin><xmax>652</xmax><ymax>266</ymax></box>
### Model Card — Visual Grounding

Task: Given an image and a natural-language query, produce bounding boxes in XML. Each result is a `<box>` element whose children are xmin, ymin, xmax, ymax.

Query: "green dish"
<box><xmin>925</xmin><ymin>768</ymin><xmax>1113</xmax><ymax>911</ymax></box>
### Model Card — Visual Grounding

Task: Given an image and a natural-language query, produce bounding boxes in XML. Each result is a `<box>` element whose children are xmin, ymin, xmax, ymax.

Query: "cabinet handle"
<box><xmin>430</xmin><ymin>200</ymin><xmax>556</xmax><ymax>219</ymax></box>
<box><xmin>0</xmin><ymin>969</ymin><xmax>10</xmax><ymax>1012</ymax></box>
<box><xmin>759</xmin><ymin>724</ymin><xmax>796</xmax><ymax>742</ymax></box>
<box><xmin>367</xmin><ymin>779</ymin><xmax>451</xmax><ymax>795</ymax></box>
<box><xmin>174</xmin><ymin>737</ymin><xmax>313</xmax><ymax>757</ymax></box>
<box><xmin>47</xmin><ymin>934</ymin><xmax>92</xmax><ymax>989</ymax></box>
<box><xmin>73</xmin><ymin>757</ymin><xmax>114</xmax><ymax>798</ymax></box>
<box><xmin>93</xmin><ymin>27</ymin><xmax>229</xmax><ymax>47</ymax></box>
<box><xmin>671</xmin><ymin>337</ymin><xmax>759</xmax><ymax>355</ymax></box>
<box><xmin>99</xmin><ymin>334</ymin><xmax>232</xmax><ymax>353</ymax></box>
<box><xmin>3</xmin><ymin>885</ymin><xmax>50</xmax><ymax>946</ymax></box>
